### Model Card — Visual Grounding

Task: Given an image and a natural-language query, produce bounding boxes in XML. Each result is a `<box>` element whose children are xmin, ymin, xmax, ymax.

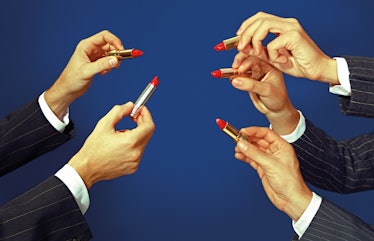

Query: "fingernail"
<box><xmin>109</xmin><ymin>57</ymin><xmax>117</xmax><ymax>67</ymax></box>
<box><xmin>232</xmin><ymin>78</ymin><xmax>241</xmax><ymax>86</ymax></box>
<box><xmin>237</xmin><ymin>140</ymin><xmax>248</xmax><ymax>152</ymax></box>
<box><xmin>237</xmin><ymin>42</ymin><xmax>243</xmax><ymax>50</ymax></box>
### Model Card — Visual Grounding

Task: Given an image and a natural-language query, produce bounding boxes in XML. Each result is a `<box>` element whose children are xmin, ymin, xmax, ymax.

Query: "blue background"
<box><xmin>1</xmin><ymin>0</ymin><xmax>374</xmax><ymax>240</ymax></box>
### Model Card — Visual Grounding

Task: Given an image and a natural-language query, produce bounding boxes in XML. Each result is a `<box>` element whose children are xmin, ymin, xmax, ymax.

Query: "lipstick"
<box><xmin>107</xmin><ymin>48</ymin><xmax>144</xmax><ymax>60</ymax></box>
<box><xmin>214</xmin><ymin>36</ymin><xmax>241</xmax><ymax>51</ymax></box>
<box><xmin>130</xmin><ymin>76</ymin><xmax>159</xmax><ymax>118</ymax></box>
<box><xmin>216</xmin><ymin>118</ymin><xmax>248</xmax><ymax>142</ymax></box>
<box><xmin>211</xmin><ymin>68</ymin><xmax>252</xmax><ymax>79</ymax></box>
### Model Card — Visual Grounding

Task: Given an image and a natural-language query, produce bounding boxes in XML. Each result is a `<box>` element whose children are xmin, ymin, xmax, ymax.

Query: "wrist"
<box><xmin>284</xmin><ymin>185</ymin><xmax>313</xmax><ymax>221</ymax></box>
<box><xmin>44</xmin><ymin>84</ymin><xmax>74</xmax><ymax>121</ymax></box>
<box><xmin>319</xmin><ymin>57</ymin><xmax>339</xmax><ymax>85</ymax></box>
<box><xmin>68</xmin><ymin>152</ymin><xmax>96</xmax><ymax>190</ymax></box>
<box><xmin>267</xmin><ymin>106</ymin><xmax>300</xmax><ymax>135</ymax></box>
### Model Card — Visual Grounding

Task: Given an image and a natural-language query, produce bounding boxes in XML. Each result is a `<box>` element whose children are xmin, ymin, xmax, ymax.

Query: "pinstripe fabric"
<box><xmin>0</xmin><ymin>99</ymin><xmax>74</xmax><ymax>176</ymax></box>
<box><xmin>0</xmin><ymin>99</ymin><xmax>92</xmax><ymax>240</ymax></box>
<box><xmin>291</xmin><ymin>56</ymin><xmax>374</xmax><ymax>240</ymax></box>
<box><xmin>0</xmin><ymin>177</ymin><xmax>92</xmax><ymax>241</ymax></box>
<box><xmin>291</xmin><ymin>199</ymin><xmax>374</xmax><ymax>241</ymax></box>
<box><xmin>339</xmin><ymin>56</ymin><xmax>374</xmax><ymax>117</ymax></box>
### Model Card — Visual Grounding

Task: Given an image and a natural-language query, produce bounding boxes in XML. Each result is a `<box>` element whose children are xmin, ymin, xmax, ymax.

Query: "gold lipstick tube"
<box><xmin>223</xmin><ymin>36</ymin><xmax>241</xmax><ymax>50</ymax></box>
<box><xmin>220</xmin><ymin>68</ymin><xmax>252</xmax><ymax>78</ymax></box>
<box><xmin>222</xmin><ymin>122</ymin><xmax>248</xmax><ymax>142</ymax></box>
<box><xmin>107</xmin><ymin>49</ymin><xmax>134</xmax><ymax>60</ymax></box>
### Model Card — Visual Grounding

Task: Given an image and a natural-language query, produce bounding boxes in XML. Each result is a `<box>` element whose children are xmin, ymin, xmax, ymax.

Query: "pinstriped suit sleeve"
<box><xmin>293</xmin><ymin>56</ymin><xmax>374</xmax><ymax>193</ymax></box>
<box><xmin>0</xmin><ymin>176</ymin><xmax>92</xmax><ymax>241</ymax></box>
<box><xmin>0</xmin><ymin>99</ymin><xmax>93</xmax><ymax>240</ymax></box>
<box><xmin>339</xmin><ymin>56</ymin><xmax>374</xmax><ymax>117</ymax></box>
<box><xmin>290</xmin><ymin>56</ymin><xmax>374</xmax><ymax>240</ymax></box>
<box><xmin>291</xmin><ymin>199</ymin><xmax>374</xmax><ymax>241</ymax></box>
<box><xmin>293</xmin><ymin>118</ymin><xmax>374</xmax><ymax>193</ymax></box>
<box><xmin>0</xmin><ymin>99</ymin><xmax>74</xmax><ymax>176</ymax></box>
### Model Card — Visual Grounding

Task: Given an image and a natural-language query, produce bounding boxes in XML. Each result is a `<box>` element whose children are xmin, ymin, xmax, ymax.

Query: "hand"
<box><xmin>231</xmin><ymin>55</ymin><xmax>299</xmax><ymax>135</ymax></box>
<box><xmin>67</xmin><ymin>102</ymin><xmax>155</xmax><ymax>189</ymax></box>
<box><xmin>45</xmin><ymin>30</ymin><xmax>124</xmax><ymax>119</ymax></box>
<box><xmin>234</xmin><ymin>12</ymin><xmax>338</xmax><ymax>85</ymax></box>
<box><xmin>234</xmin><ymin>126</ymin><xmax>312</xmax><ymax>221</ymax></box>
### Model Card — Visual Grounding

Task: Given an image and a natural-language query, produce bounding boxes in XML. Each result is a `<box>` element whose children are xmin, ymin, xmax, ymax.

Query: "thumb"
<box><xmin>85</xmin><ymin>56</ymin><xmax>119</xmax><ymax>77</ymax></box>
<box><xmin>237</xmin><ymin>139</ymin><xmax>271</xmax><ymax>168</ymax></box>
<box><xmin>103</xmin><ymin>102</ymin><xmax>134</xmax><ymax>128</ymax></box>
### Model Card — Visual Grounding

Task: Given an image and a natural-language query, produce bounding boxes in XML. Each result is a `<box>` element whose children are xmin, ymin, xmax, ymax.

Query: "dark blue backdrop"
<box><xmin>1</xmin><ymin>1</ymin><xmax>374</xmax><ymax>240</ymax></box>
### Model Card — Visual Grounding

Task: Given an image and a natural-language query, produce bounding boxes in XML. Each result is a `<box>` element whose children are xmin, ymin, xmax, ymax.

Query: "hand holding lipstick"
<box><xmin>45</xmin><ymin>30</ymin><xmax>125</xmax><ymax>120</ymax></box>
<box><xmin>229</xmin><ymin>55</ymin><xmax>299</xmax><ymax>135</ymax></box>
<box><xmin>234</xmin><ymin>126</ymin><xmax>313</xmax><ymax>222</ymax></box>
<box><xmin>68</xmin><ymin>101</ymin><xmax>155</xmax><ymax>189</ymax></box>
<box><xmin>234</xmin><ymin>12</ymin><xmax>338</xmax><ymax>84</ymax></box>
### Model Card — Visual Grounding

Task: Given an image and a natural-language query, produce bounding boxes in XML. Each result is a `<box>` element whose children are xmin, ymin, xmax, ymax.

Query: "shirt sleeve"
<box><xmin>269</xmin><ymin>110</ymin><xmax>306</xmax><ymax>143</ymax></box>
<box><xmin>55</xmin><ymin>164</ymin><xmax>90</xmax><ymax>214</ymax></box>
<box><xmin>38</xmin><ymin>92</ymin><xmax>90</xmax><ymax>214</ymax></box>
<box><xmin>292</xmin><ymin>192</ymin><xmax>323</xmax><ymax>239</ymax></box>
<box><xmin>329</xmin><ymin>57</ymin><xmax>351</xmax><ymax>96</ymax></box>
<box><xmin>38</xmin><ymin>92</ymin><xmax>70</xmax><ymax>133</ymax></box>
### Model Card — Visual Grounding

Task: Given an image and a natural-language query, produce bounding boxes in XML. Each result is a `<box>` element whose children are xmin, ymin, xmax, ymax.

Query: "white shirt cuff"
<box><xmin>329</xmin><ymin>57</ymin><xmax>351</xmax><ymax>96</ymax></box>
<box><xmin>271</xmin><ymin>110</ymin><xmax>306</xmax><ymax>143</ymax></box>
<box><xmin>38</xmin><ymin>92</ymin><xmax>70</xmax><ymax>133</ymax></box>
<box><xmin>292</xmin><ymin>192</ymin><xmax>322</xmax><ymax>239</ymax></box>
<box><xmin>55</xmin><ymin>164</ymin><xmax>90</xmax><ymax>214</ymax></box>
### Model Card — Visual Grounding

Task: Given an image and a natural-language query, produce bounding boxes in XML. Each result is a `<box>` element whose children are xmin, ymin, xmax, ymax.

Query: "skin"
<box><xmin>230</xmin><ymin>55</ymin><xmax>299</xmax><ymax>135</ymax></box>
<box><xmin>41</xmin><ymin>30</ymin><xmax>155</xmax><ymax>188</ymax></box>
<box><xmin>44</xmin><ymin>30</ymin><xmax>123</xmax><ymax>120</ymax></box>
<box><xmin>68</xmin><ymin>102</ymin><xmax>155</xmax><ymax>189</ymax></box>
<box><xmin>234</xmin><ymin>126</ymin><xmax>312</xmax><ymax>221</ymax></box>
<box><xmin>233</xmin><ymin>11</ymin><xmax>339</xmax><ymax>85</ymax></box>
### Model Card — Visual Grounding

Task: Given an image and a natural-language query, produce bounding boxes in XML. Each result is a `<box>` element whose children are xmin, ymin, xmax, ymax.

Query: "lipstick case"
<box><xmin>223</xmin><ymin>36</ymin><xmax>241</xmax><ymax>50</ymax></box>
<box><xmin>222</xmin><ymin>122</ymin><xmax>248</xmax><ymax>142</ymax></box>
<box><xmin>107</xmin><ymin>49</ymin><xmax>134</xmax><ymax>60</ymax></box>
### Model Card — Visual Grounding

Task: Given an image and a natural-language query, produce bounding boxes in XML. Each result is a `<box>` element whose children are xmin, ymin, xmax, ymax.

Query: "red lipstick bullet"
<box><xmin>211</xmin><ymin>68</ymin><xmax>252</xmax><ymax>79</ymax></box>
<box><xmin>214</xmin><ymin>36</ymin><xmax>241</xmax><ymax>51</ymax></box>
<box><xmin>108</xmin><ymin>48</ymin><xmax>144</xmax><ymax>60</ymax></box>
<box><xmin>216</xmin><ymin>118</ymin><xmax>247</xmax><ymax>142</ymax></box>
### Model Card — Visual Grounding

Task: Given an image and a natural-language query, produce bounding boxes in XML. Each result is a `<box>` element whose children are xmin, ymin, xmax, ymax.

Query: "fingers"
<box><xmin>266</xmin><ymin>31</ymin><xmax>300</xmax><ymax>64</ymax></box>
<box><xmin>87</xmin><ymin>30</ymin><xmax>124</xmax><ymax>50</ymax></box>
<box><xmin>236</xmin><ymin>138</ymin><xmax>271</xmax><ymax>168</ymax></box>
<box><xmin>231</xmin><ymin>76</ymin><xmax>271</xmax><ymax>97</ymax></box>
<box><xmin>236</xmin><ymin>11</ymin><xmax>302</xmax><ymax>58</ymax></box>
<box><xmin>133</xmin><ymin>106</ymin><xmax>154</xmax><ymax>125</ymax></box>
<box><xmin>85</xmin><ymin>56</ymin><xmax>119</xmax><ymax>76</ymax></box>
<box><xmin>131</xmin><ymin>106</ymin><xmax>156</xmax><ymax>136</ymax></box>
<box><xmin>100</xmin><ymin>102</ymin><xmax>134</xmax><ymax>129</ymax></box>
<box><xmin>236</xmin><ymin>11</ymin><xmax>272</xmax><ymax>35</ymax></box>
<box><xmin>232</xmin><ymin>51</ymin><xmax>249</xmax><ymax>69</ymax></box>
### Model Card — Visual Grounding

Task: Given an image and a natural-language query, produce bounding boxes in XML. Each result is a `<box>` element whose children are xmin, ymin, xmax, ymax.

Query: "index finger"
<box><xmin>88</xmin><ymin>30</ymin><xmax>124</xmax><ymax>49</ymax></box>
<box><xmin>236</xmin><ymin>11</ymin><xmax>274</xmax><ymax>35</ymax></box>
<box><xmin>133</xmin><ymin>106</ymin><xmax>155</xmax><ymax>130</ymax></box>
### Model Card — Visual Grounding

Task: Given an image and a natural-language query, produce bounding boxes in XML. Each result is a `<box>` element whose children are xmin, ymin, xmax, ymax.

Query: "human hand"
<box><xmin>230</xmin><ymin>55</ymin><xmax>299</xmax><ymax>135</ymax></box>
<box><xmin>67</xmin><ymin>101</ymin><xmax>155</xmax><ymax>189</ymax></box>
<box><xmin>234</xmin><ymin>126</ymin><xmax>312</xmax><ymax>221</ymax></box>
<box><xmin>234</xmin><ymin>12</ymin><xmax>338</xmax><ymax>84</ymax></box>
<box><xmin>45</xmin><ymin>30</ymin><xmax>124</xmax><ymax>119</ymax></box>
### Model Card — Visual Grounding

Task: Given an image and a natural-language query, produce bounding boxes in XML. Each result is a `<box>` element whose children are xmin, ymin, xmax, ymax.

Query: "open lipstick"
<box><xmin>214</xmin><ymin>36</ymin><xmax>241</xmax><ymax>51</ymax></box>
<box><xmin>216</xmin><ymin>118</ymin><xmax>248</xmax><ymax>142</ymax></box>
<box><xmin>130</xmin><ymin>76</ymin><xmax>159</xmax><ymax>118</ymax></box>
<box><xmin>107</xmin><ymin>48</ymin><xmax>144</xmax><ymax>60</ymax></box>
<box><xmin>211</xmin><ymin>68</ymin><xmax>252</xmax><ymax>79</ymax></box>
